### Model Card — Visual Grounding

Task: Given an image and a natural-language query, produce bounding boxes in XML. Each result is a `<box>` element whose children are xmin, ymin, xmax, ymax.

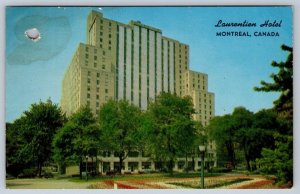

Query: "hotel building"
<box><xmin>61</xmin><ymin>11</ymin><xmax>216</xmax><ymax>174</ymax></box>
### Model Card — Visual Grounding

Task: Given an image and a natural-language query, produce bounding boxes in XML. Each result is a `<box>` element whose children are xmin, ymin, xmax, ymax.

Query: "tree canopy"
<box><xmin>98</xmin><ymin>99</ymin><xmax>141</xmax><ymax>173</ymax></box>
<box><xmin>52</xmin><ymin>106</ymin><xmax>99</xmax><ymax>177</ymax></box>
<box><xmin>144</xmin><ymin>92</ymin><xmax>197</xmax><ymax>174</ymax></box>
<box><xmin>6</xmin><ymin>99</ymin><xmax>65</xmax><ymax>177</ymax></box>
<box><xmin>254</xmin><ymin>44</ymin><xmax>293</xmax><ymax>184</ymax></box>
<box><xmin>254</xmin><ymin>44</ymin><xmax>293</xmax><ymax>131</ymax></box>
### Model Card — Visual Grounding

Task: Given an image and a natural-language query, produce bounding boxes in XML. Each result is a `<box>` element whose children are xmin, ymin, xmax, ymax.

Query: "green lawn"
<box><xmin>69</xmin><ymin>172</ymin><xmax>222</xmax><ymax>183</ymax></box>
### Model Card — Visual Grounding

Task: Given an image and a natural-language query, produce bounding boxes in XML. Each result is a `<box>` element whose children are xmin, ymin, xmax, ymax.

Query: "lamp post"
<box><xmin>199</xmin><ymin>145</ymin><xmax>206</xmax><ymax>189</ymax></box>
<box><xmin>85</xmin><ymin>155</ymin><xmax>88</xmax><ymax>181</ymax></box>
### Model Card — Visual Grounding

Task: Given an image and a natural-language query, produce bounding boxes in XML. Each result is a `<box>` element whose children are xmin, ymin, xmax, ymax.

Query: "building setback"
<box><xmin>61</xmin><ymin>11</ymin><xmax>216</xmax><ymax>174</ymax></box>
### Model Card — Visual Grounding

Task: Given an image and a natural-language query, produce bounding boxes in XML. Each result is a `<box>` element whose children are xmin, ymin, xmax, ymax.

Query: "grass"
<box><xmin>69</xmin><ymin>172</ymin><xmax>222</xmax><ymax>183</ymax></box>
<box><xmin>169</xmin><ymin>178</ymin><xmax>252</xmax><ymax>189</ymax></box>
<box><xmin>165</xmin><ymin>172</ymin><xmax>221</xmax><ymax>178</ymax></box>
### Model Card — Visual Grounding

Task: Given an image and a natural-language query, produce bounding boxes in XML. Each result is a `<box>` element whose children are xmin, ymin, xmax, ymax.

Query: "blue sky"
<box><xmin>5</xmin><ymin>6</ymin><xmax>292</xmax><ymax>122</ymax></box>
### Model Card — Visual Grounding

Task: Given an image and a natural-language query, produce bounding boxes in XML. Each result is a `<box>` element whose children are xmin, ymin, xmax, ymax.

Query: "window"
<box><xmin>88</xmin><ymin>71</ymin><xmax>91</xmax><ymax>76</ymax></box>
<box><xmin>97</xmin><ymin>87</ymin><xmax>100</xmax><ymax>92</ymax></box>
<box><xmin>94</xmin><ymin>56</ymin><xmax>97</xmax><ymax>60</ymax></box>
<box><xmin>102</xmin><ymin>51</ymin><xmax>105</xmax><ymax>55</ymax></box>
<box><xmin>100</xmin><ymin>32</ymin><xmax>103</xmax><ymax>36</ymax></box>
<box><xmin>85</xmin><ymin>54</ymin><xmax>89</xmax><ymax>58</ymax></box>
<box><xmin>100</xmin><ymin>44</ymin><xmax>102</xmax><ymax>48</ymax></box>
<box><xmin>97</xmin><ymin>80</ymin><xmax>100</xmax><ymax>85</ymax></box>
<box><xmin>105</xmin><ymin>89</ymin><xmax>108</xmax><ymax>93</ymax></box>
<box><xmin>100</xmin><ymin>19</ymin><xmax>103</xmax><ymax>24</ymax></box>
<box><xmin>87</xmin><ymin>93</ymin><xmax>90</xmax><ymax>98</ymax></box>
<box><xmin>96</xmin><ymin>95</ymin><xmax>99</xmax><ymax>99</ymax></box>
<box><xmin>109</xmin><ymin>22</ymin><xmax>111</xmax><ymax>26</ymax></box>
<box><xmin>96</xmin><ymin>102</ymin><xmax>99</xmax><ymax>107</ymax></box>
<box><xmin>102</xmin><ymin>65</ymin><xmax>105</xmax><ymax>70</ymax></box>
<box><xmin>87</xmin><ymin>86</ymin><xmax>90</xmax><ymax>91</ymax></box>
<box><xmin>109</xmin><ymin>46</ymin><xmax>111</xmax><ymax>50</ymax></box>
<box><xmin>97</xmin><ymin>73</ymin><xmax>100</xmax><ymax>77</ymax></box>
<box><xmin>100</xmin><ymin>38</ymin><xmax>102</xmax><ymax>42</ymax></box>
<box><xmin>87</xmin><ymin>78</ymin><xmax>90</xmax><ymax>84</ymax></box>
<box><xmin>109</xmin><ymin>34</ymin><xmax>111</xmax><ymax>38</ymax></box>
<box><xmin>109</xmin><ymin>40</ymin><xmax>111</xmax><ymax>44</ymax></box>
<box><xmin>85</xmin><ymin>47</ymin><xmax>89</xmax><ymax>52</ymax></box>
<box><xmin>94</xmin><ymin>63</ymin><xmax>97</xmax><ymax>68</ymax></box>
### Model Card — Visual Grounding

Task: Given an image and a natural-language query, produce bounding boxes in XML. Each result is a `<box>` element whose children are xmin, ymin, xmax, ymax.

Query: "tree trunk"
<box><xmin>95</xmin><ymin>155</ymin><xmax>99</xmax><ymax>176</ymax></box>
<box><xmin>192</xmin><ymin>156</ymin><xmax>195</xmax><ymax>171</ymax></box>
<box><xmin>185</xmin><ymin>152</ymin><xmax>188</xmax><ymax>172</ymax></box>
<box><xmin>38</xmin><ymin>162</ymin><xmax>42</xmax><ymax>177</ymax></box>
<box><xmin>79</xmin><ymin>158</ymin><xmax>82</xmax><ymax>179</ymax></box>
<box><xmin>169</xmin><ymin>159</ymin><xmax>173</xmax><ymax>175</ymax></box>
<box><xmin>91</xmin><ymin>157</ymin><xmax>94</xmax><ymax>174</ymax></box>
<box><xmin>119</xmin><ymin>156</ymin><xmax>123</xmax><ymax>174</ymax></box>
<box><xmin>244</xmin><ymin>148</ymin><xmax>251</xmax><ymax>171</ymax></box>
<box><xmin>59</xmin><ymin>163</ymin><xmax>66</xmax><ymax>174</ymax></box>
<box><xmin>246</xmin><ymin>159</ymin><xmax>250</xmax><ymax>171</ymax></box>
<box><xmin>226</xmin><ymin>142</ymin><xmax>236</xmax><ymax>169</ymax></box>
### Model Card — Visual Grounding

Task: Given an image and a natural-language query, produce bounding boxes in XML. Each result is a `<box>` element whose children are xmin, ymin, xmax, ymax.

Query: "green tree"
<box><xmin>208</xmin><ymin>114</ymin><xmax>236</xmax><ymax>168</ymax></box>
<box><xmin>6</xmin><ymin>99</ymin><xmax>65</xmax><ymax>177</ymax></box>
<box><xmin>6</xmin><ymin>119</ymin><xmax>30</xmax><ymax>177</ymax></box>
<box><xmin>258</xmin><ymin>133</ymin><xmax>292</xmax><ymax>184</ymax></box>
<box><xmin>145</xmin><ymin>92</ymin><xmax>196</xmax><ymax>174</ymax></box>
<box><xmin>254</xmin><ymin>44</ymin><xmax>293</xmax><ymax>185</ymax></box>
<box><xmin>231</xmin><ymin>107</ymin><xmax>254</xmax><ymax>170</ymax></box>
<box><xmin>52</xmin><ymin>122</ymin><xmax>77</xmax><ymax>174</ymax></box>
<box><xmin>235</xmin><ymin>127</ymin><xmax>274</xmax><ymax>171</ymax></box>
<box><xmin>254</xmin><ymin>44</ymin><xmax>293</xmax><ymax>133</ymax></box>
<box><xmin>190</xmin><ymin>121</ymin><xmax>207</xmax><ymax>171</ymax></box>
<box><xmin>98</xmin><ymin>99</ymin><xmax>141</xmax><ymax>173</ymax></box>
<box><xmin>52</xmin><ymin>106</ymin><xmax>99</xmax><ymax>178</ymax></box>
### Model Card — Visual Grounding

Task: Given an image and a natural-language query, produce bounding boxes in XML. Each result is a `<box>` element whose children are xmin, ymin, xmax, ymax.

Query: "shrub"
<box><xmin>210</xmin><ymin>167</ymin><xmax>232</xmax><ymax>173</ymax></box>
<box><xmin>17</xmin><ymin>168</ymin><xmax>37</xmax><ymax>178</ymax></box>
<box><xmin>43</xmin><ymin>172</ymin><xmax>54</xmax><ymax>178</ymax></box>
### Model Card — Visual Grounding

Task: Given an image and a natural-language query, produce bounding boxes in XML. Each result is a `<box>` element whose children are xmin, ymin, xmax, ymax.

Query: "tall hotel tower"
<box><xmin>61</xmin><ymin>11</ymin><xmax>215</xmax><ymax>127</ymax></box>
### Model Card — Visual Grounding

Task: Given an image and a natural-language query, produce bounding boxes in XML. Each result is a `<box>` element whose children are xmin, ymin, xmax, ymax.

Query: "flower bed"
<box><xmin>235</xmin><ymin>179</ymin><xmax>275</xmax><ymax>189</ymax></box>
<box><xmin>168</xmin><ymin>178</ymin><xmax>252</xmax><ymax>188</ymax></box>
<box><xmin>86</xmin><ymin>174</ymin><xmax>284</xmax><ymax>189</ymax></box>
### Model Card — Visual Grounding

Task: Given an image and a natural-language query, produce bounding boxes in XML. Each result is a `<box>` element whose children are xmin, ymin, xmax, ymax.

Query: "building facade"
<box><xmin>62</xmin><ymin>11</ymin><xmax>216</xmax><ymax>174</ymax></box>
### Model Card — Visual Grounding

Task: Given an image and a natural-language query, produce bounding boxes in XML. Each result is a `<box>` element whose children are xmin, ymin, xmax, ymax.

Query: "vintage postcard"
<box><xmin>5</xmin><ymin>6</ymin><xmax>293</xmax><ymax>189</ymax></box>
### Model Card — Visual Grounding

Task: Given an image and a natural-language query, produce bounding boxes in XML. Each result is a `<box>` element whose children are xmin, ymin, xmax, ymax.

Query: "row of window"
<box><xmin>99</xmin><ymin>19</ymin><xmax>113</xmax><ymax>51</ymax></box>
<box><xmin>100</xmin><ymin>19</ymin><xmax>112</xmax><ymax>26</ymax></box>
<box><xmin>198</xmin><ymin>109</ymin><xmax>213</xmax><ymax>115</ymax></box>
<box><xmin>85</xmin><ymin>50</ymin><xmax>106</xmax><ymax>58</ymax></box>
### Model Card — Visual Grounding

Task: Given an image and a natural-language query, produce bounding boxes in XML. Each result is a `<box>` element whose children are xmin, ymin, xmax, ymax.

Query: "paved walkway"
<box><xmin>6</xmin><ymin>178</ymin><xmax>91</xmax><ymax>189</ymax></box>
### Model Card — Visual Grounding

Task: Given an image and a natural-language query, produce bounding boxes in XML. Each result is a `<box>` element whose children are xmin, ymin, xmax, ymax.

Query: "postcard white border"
<box><xmin>1</xmin><ymin>1</ymin><xmax>299</xmax><ymax>194</ymax></box>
